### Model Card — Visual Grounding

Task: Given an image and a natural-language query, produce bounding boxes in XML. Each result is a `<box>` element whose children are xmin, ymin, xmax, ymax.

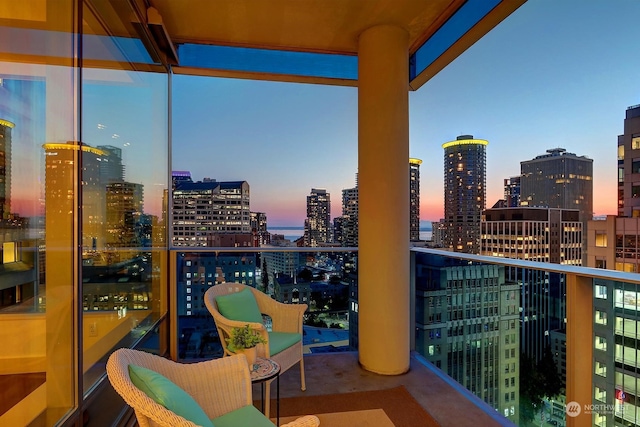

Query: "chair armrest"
<box><xmin>161</xmin><ymin>354</ymin><xmax>253</xmax><ymax>419</ymax></box>
<box><xmin>268</xmin><ymin>303</ymin><xmax>308</xmax><ymax>334</ymax></box>
<box><xmin>280</xmin><ymin>415</ymin><xmax>321</xmax><ymax>427</ymax></box>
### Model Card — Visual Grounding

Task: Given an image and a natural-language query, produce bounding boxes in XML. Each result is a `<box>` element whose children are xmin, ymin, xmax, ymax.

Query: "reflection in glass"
<box><xmin>0</xmin><ymin>0</ymin><xmax>78</xmax><ymax>420</ymax></box>
<box><xmin>80</xmin><ymin>69</ymin><xmax>168</xmax><ymax>393</ymax></box>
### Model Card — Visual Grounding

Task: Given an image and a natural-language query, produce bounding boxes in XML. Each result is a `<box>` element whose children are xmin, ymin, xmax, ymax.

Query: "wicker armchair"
<box><xmin>204</xmin><ymin>283</ymin><xmax>307</xmax><ymax>418</ymax></box>
<box><xmin>106</xmin><ymin>348</ymin><xmax>319</xmax><ymax>427</ymax></box>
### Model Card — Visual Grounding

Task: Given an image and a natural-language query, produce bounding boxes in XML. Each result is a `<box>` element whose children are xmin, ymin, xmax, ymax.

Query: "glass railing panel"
<box><xmin>413</xmin><ymin>251</ymin><xmax>567</xmax><ymax>425</ymax></box>
<box><xmin>173</xmin><ymin>249</ymin><xmax>357</xmax><ymax>362</ymax></box>
<box><xmin>594</xmin><ymin>278</ymin><xmax>640</xmax><ymax>426</ymax></box>
<box><xmin>412</xmin><ymin>248</ymin><xmax>640</xmax><ymax>427</ymax></box>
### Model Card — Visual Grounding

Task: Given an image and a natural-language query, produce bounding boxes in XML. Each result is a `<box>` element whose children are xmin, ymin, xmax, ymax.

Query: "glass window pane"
<box><xmin>81</xmin><ymin>2</ymin><xmax>169</xmax><ymax>396</ymax></box>
<box><xmin>0</xmin><ymin>0</ymin><xmax>78</xmax><ymax>423</ymax></box>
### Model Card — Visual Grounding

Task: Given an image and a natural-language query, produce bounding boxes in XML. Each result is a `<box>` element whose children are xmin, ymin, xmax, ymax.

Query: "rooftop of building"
<box><xmin>174</xmin><ymin>180</ymin><xmax>248</xmax><ymax>191</ymax></box>
<box><xmin>524</xmin><ymin>147</ymin><xmax>592</xmax><ymax>161</ymax></box>
<box><xmin>627</xmin><ymin>103</ymin><xmax>640</xmax><ymax>119</ymax></box>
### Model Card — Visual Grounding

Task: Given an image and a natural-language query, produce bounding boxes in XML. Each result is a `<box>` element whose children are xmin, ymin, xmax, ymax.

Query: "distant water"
<box><xmin>268</xmin><ymin>226</ymin><xmax>432</xmax><ymax>242</ymax></box>
<box><xmin>267</xmin><ymin>226</ymin><xmax>304</xmax><ymax>241</ymax></box>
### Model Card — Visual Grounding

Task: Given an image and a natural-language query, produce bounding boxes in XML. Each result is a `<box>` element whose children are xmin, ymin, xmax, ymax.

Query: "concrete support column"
<box><xmin>357</xmin><ymin>24</ymin><xmax>410</xmax><ymax>375</ymax></box>
<box><xmin>566</xmin><ymin>274</ymin><xmax>593</xmax><ymax>427</ymax></box>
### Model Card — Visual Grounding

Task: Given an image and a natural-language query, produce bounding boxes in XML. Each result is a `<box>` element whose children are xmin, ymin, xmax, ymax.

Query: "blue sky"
<box><xmin>172</xmin><ymin>0</ymin><xmax>640</xmax><ymax>227</ymax></box>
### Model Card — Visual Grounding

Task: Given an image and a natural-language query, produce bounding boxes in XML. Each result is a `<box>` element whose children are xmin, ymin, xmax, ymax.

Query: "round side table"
<box><xmin>250</xmin><ymin>357</ymin><xmax>281</xmax><ymax>424</ymax></box>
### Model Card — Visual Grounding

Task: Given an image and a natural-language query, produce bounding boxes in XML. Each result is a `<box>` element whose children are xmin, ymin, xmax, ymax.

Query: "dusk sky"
<box><xmin>169</xmin><ymin>0</ymin><xmax>640</xmax><ymax>227</ymax></box>
<box><xmin>2</xmin><ymin>1</ymin><xmax>638</xmax><ymax>225</ymax></box>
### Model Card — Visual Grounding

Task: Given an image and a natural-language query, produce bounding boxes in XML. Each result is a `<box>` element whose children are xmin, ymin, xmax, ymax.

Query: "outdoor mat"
<box><xmin>262</xmin><ymin>385</ymin><xmax>441</xmax><ymax>427</ymax></box>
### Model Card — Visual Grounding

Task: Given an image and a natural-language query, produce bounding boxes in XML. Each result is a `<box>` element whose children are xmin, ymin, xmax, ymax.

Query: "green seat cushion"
<box><xmin>268</xmin><ymin>331</ymin><xmax>302</xmax><ymax>356</ymax></box>
<box><xmin>215</xmin><ymin>288</ymin><xmax>263</xmax><ymax>324</ymax></box>
<box><xmin>128</xmin><ymin>364</ymin><xmax>214</xmax><ymax>427</ymax></box>
<box><xmin>212</xmin><ymin>404</ymin><xmax>275</xmax><ymax>427</ymax></box>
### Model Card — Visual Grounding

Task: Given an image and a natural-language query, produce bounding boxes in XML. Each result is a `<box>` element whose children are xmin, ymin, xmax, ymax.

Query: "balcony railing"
<box><xmin>4</xmin><ymin>246</ymin><xmax>640</xmax><ymax>426</ymax></box>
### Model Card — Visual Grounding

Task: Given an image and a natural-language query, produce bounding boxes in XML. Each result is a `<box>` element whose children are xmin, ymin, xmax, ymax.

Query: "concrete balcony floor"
<box><xmin>267</xmin><ymin>351</ymin><xmax>513</xmax><ymax>427</ymax></box>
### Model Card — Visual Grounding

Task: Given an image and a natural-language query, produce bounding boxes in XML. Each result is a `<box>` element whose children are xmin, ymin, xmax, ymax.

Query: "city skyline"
<box><xmin>171</xmin><ymin>0</ymin><xmax>639</xmax><ymax>227</ymax></box>
<box><xmin>2</xmin><ymin>1</ymin><xmax>635</xmax><ymax>228</ymax></box>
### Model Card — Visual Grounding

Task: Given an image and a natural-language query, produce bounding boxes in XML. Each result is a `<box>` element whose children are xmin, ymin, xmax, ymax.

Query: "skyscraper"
<box><xmin>503</xmin><ymin>176</ymin><xmax>521</xmax><ymax>208</ymax></box>
<box><xmin>172</xmin><ymin>170</ymin><xmax>193</xmax><ymax>188</ymax></box>
<box><xmin>588</xmin><ymin>105</ymin><xmax>640</xmax><ymax>273</ymax></box>
<box><xmin>304</xmin><ymin>188</ymin><xmax>330</xmax><ymax>247</ymax></box>
<box><xmin>0</xmin><ymin>119</ymin><xmax>35</xmax><ymax>310</ymax></box>
<box><xmin>409</xmin><ymin>158</ymin><xmax>422</xmax><ymax>241</ymax></box>
<box><xmin>586</xmin><ymin>104</ymin><xmax>640</xmax><ymax>426</ymax></box>
<box><xmin>443</xmin><ymin>135</ymin><xmax>487</xmax><ymax>254</ymax></box>
<box><xmin>520</xmin><ymin>148</ymin><xmax>593</xmax><ymax>222</ymax></box>
<box><xmin>250</xmin><ymin>211</ymin><xmax>269</xmax><ymax>246</ymax></box>
<box><xmin>105</xmin><ymin>181</ymin><xmax>144</xmax><ymax>250</ymax></box>
<box><xmin>0</xmin><ymin>119</ymin><xmax>13</xmax><ymax>219</ymax></box>
<box><xmin>430</xmin><ymin>220</ymin><xmax>446</xmax><ymax>247</ymax></box>
<box><xmin>172</xmin><ymin>179</ymin><xmax>251</xmax><ymax>247</ymax></box>
<box><xmin>96</xmin><ymin>145</ymin><xmax>124</xmax><ymax>184</ymax></box>
<box><xmin>415</xmin><ymin>252</ymin><xmax>519</xmax><ymax>423</ymax></box>
<box><xmin>481</xmin><ymin>207</ymin><xmax>582</xmax><ymax>366</ymax></box>
<box><xmin>44</xmin><ymin>142</ymin><xmax>108</xmax><ymax>252</ymax></box>
<box><xmin>619</xmin><ymin>104</ymin><xmax>640</xmax><ymax>218</ymax></box>
<box><xmin>341</xmin><ymin>182</ymin><xmax>358</xmax><ymax>247</ymax></box>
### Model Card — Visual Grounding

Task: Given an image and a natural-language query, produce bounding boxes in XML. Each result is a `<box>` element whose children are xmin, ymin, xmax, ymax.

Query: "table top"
<box><xmin>250</xmin><ymin>357</ymin><xmax>280</xmax><ymax>383</ymax></box>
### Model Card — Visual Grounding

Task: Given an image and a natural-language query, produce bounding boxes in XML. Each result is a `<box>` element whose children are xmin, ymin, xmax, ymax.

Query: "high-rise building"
<box><xmin>588</xmin><ymin>105</ymin><xmax>640</xmax><ymax>273</ymax></box>
<box><xmin>619</xmin><ymin>104</ymin><xmax>640</xmax><ymax>218</ymax></box>
<box><xmin>172</xmin><ymin>170</ymin><xmax>193</xmax><ymax>188</ymax></box>
<box><xmin>430</xmin><ymin>220</ymin><xmax>446</xmax><ymax>247</ymax></box>
<box><xmin>332</xmin><ymin>216</ymin><xmax>345</xmax><ymax>246</ymax></box>
<box><xmin>0</xmin><ymin>119</ymin><xmax>35</xmax><ymax>310</ymax></box>
<box><xmin>105</xmin><ymin>181</ymin><xmax>144</xmax><ymax>250</ymax></box>
<box><xmin>586</xmin><ymin>104</ymin><xmax>640</xmax><ymax>426</ymax></box>
<box><xmin>172</xmin><ymin>179</ymin><xmax>251</xmax><ymax>247</ymax></box>
<box><xmin>520</xmin><ymin>148</ymin><xmax>593</xmax><ymax>222</ymax></box>
<box><xmin>250</xmin><ymin>211</ymin><xmax>269</xmax><ymax>246</ymax></box>
<box><xmin>414</xmin><ymin>252</ymin><xmax>519</xmax><ymax>423</ymax></box>
<box><xmin>177</xmin><ymin>253</ymin><xmax>256</xmax><ymax>317</ymax></box>
<box><xmin>44</xmin><ymin>142</ymin><xmax>108</xmax><ymax>252</ymax></box>
<box><xmin>443</xmin><ymin>135</ymin><xmax>488</xmax><ymax>254</ymax></box>
<box><xmin>0</xmin><ymin>119</ymin><xmax>13</xmax><ymax>219</ymax></box>
<box><xmin>410</xmin><ymin>158</ymin><xmax>422</xmax><ymax>241</ymax></box>
<box><xmin>503</xmin><ymin>176</ymin><xmax>521</xmax><ymax>208</ymax></box>
<box><xmin>338</xmin><ymin>161</ymin><xmax>418</xmax><ymax>246</ymax></box>
<box><xmin>341</xmin><ymin>183</ymin><xmax>358</xmax><ymax>247</ymax></box>
<box><xmin>481</xmin><ymin>207</ymin><xmax>582</xmax><ymax>366</ymax></box>
<box><xmin>618</xmin><ymin>135</ymin><xmax>625</xmax><ymax>217</ymax></box>
<box><xmin>482</xmin><ymin>207</ymin><xmax>582</xmax><ymax>265</ymax></box>
<box><xmin>304</xmin><ymin>188</ymin><xmax>330</xmax><ymax>247</ymax></box>
<box><xmin>97</xmin><ymin>145</ymin><xmax>124</xmax><ymax>184</ymax></box>
<box><xmin>262</xmin><ymin>251</ymin><xmax>305</xmax><ymax>297</ymax></box>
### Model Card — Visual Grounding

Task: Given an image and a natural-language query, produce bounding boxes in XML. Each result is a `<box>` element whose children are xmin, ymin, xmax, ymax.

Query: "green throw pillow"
<box><xmin>215</xmin><ymin>288</ymin><xmax>263</xmax><ymax>323</ymax></box>
<box><xmin>128</xmin><ymin>364</ymin><xmax>214</xmax><ymax>427</ymax></box>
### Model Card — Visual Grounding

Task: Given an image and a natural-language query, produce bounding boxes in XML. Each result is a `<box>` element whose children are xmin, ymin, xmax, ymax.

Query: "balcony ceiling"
<box><xmin>148</xmin><ymin>0</ymin><xmax>525</xmax><ymax>87</ymax></box>
<box><xmin>151</xmin><ymin>0</ymin><xmax>460</xmax><ymax>54</ymax></box>
<box><xmin>0</xmin><ymin>0</ymin><xmax>525</xmax><ymax>88</ymax></box>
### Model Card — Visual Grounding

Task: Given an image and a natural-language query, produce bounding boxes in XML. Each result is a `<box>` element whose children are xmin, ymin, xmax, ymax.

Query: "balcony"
<box><xmin>4</xmin><ymin>245</ymin><xmax>640</xmax><ymax>426</ymax></box>
<box><xmin>1</xmin><ymin>1</ymin><xmax>632</xmax><ymax>426</ymax></box>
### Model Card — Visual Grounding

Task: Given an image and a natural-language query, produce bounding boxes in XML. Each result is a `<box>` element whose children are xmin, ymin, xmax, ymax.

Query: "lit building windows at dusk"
<box><xmin>3</xmin><ymin>1</ymin><xmax>640</xmax><ymax>426</ymax></box>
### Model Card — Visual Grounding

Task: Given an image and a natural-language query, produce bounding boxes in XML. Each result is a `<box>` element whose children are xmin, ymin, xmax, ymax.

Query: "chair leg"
<box><xmin>264</xmin><ymin>380</ymin><xmax>271</xmax><ymax>418</ymax></box>
<box><xmin>300</xmin><ymin>357</ymin><xmax>306</xmax><ymax>391</ymax></box>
